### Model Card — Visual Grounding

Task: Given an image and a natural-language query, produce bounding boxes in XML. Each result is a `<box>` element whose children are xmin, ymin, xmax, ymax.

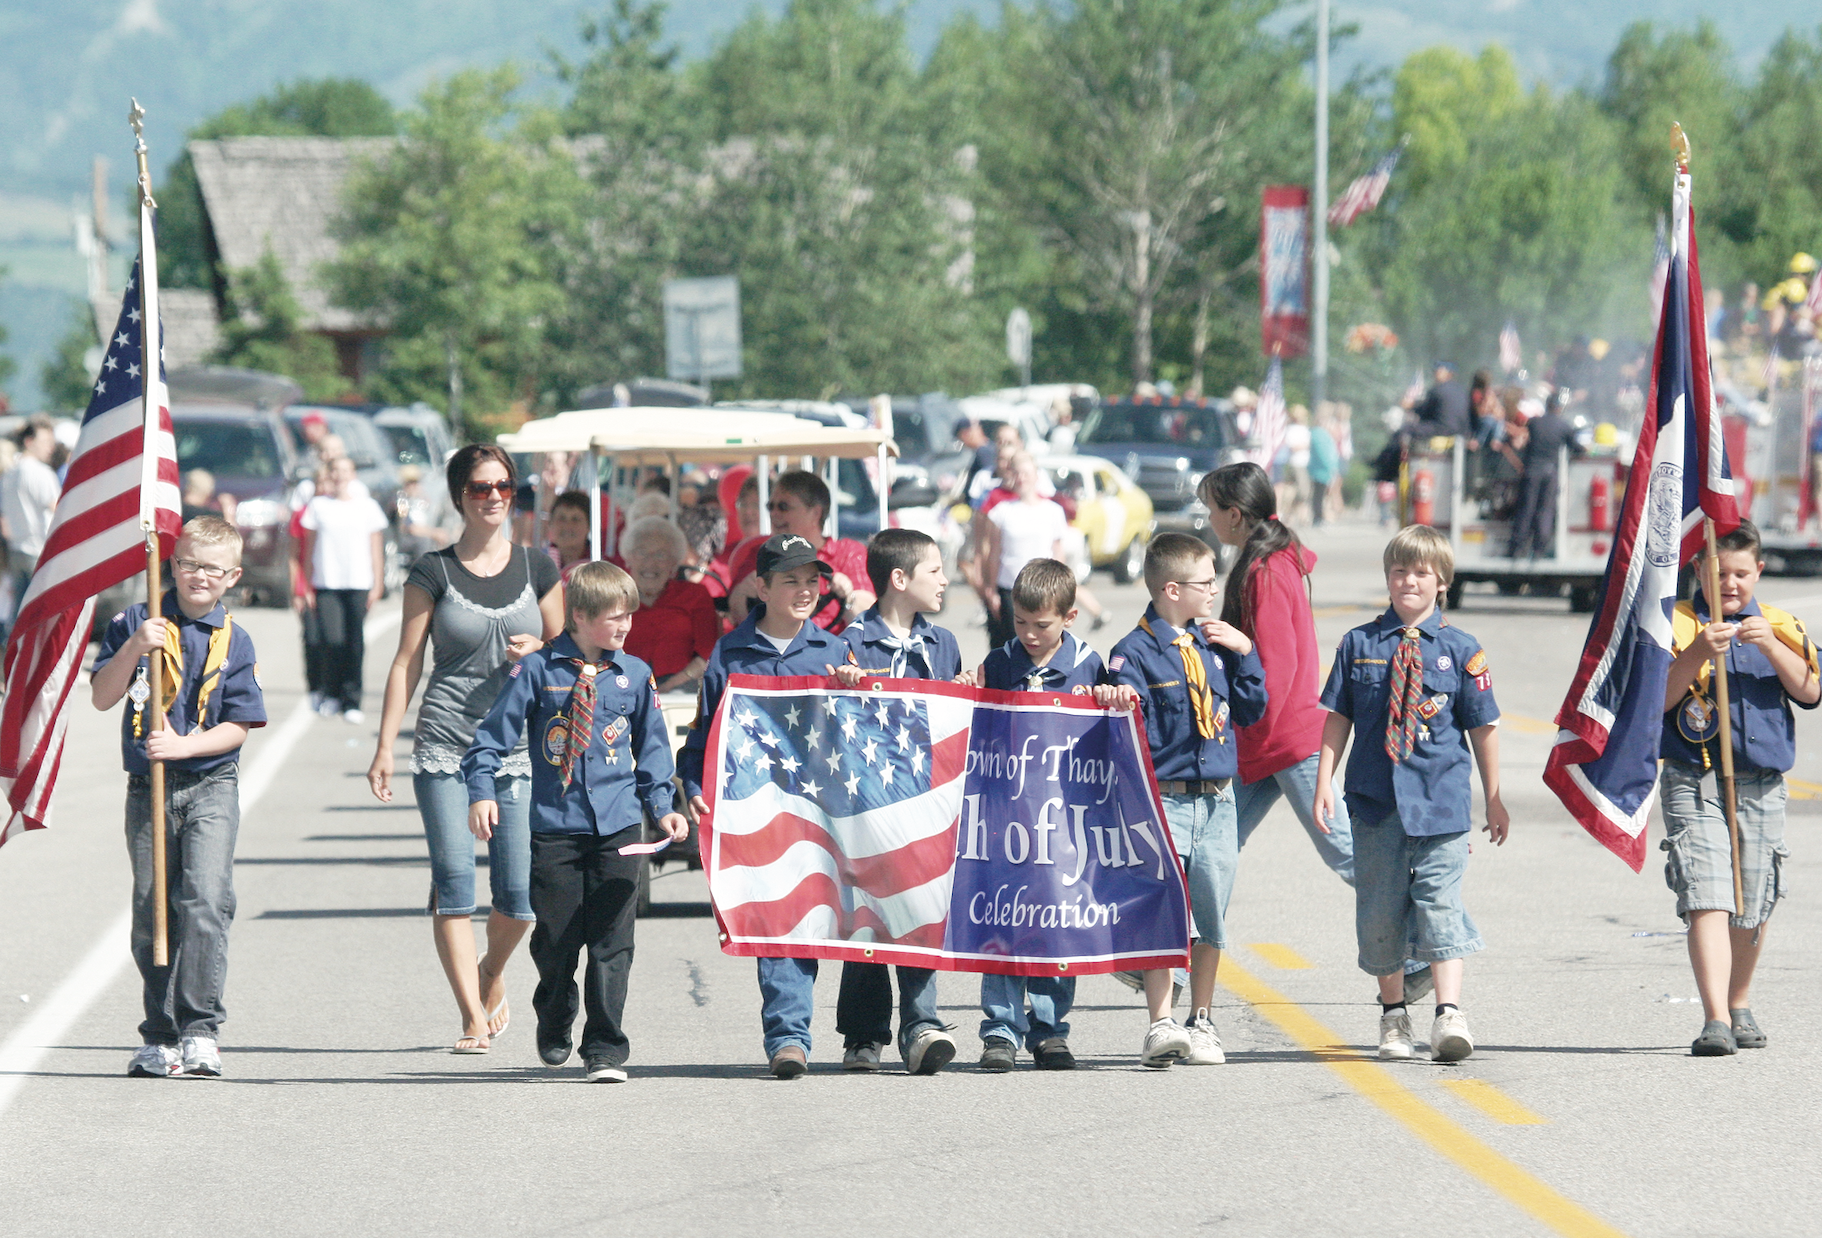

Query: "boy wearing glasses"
<box><xmin>1101</xmin><ymin>533</ymin><xmax>1268</xmax><ymax>1068</ymax></box>
<box><xmin>91</xmin><ymin>516</ymin><xmax>267</xmax><ymax>1079</ymax></box>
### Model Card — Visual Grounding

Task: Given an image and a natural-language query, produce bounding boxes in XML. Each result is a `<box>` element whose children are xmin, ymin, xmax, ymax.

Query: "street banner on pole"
<box><xmin>1260</xmin><ymin>186</ymin><xmax>1310</xmax><ymax>357</ymax></box>
<box><xmin>1542</xmin><ymin>132</ymin><xmax>1740</xmax><ymax>870</ymax></box>
<box><xmin>663</xmin><ymin>276</ymin><xmax>742</xmax><ymax>383</ymax></box>
<box><xmin>699</xmin><ymin>677</ymin><xmax>1192</xmax><ymax>975</ymax></box>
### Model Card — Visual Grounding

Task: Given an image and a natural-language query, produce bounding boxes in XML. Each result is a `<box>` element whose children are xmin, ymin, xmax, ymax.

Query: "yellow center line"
<box><xmin>1442</xmin><ymin>1078</ymin><xmax>1549</xmax><ymax>1126</ymax></box>
<box><xmin>1504</xmin><ymin>713</ymin><xmax>1557</xmax><ymax>735</ymax></box>
<box><xmin>1247</xmin><ymin>942</ymin><xmax>1314</xmax><ymax>970</ymax></box>
<box><xmin>1220</xmin><ymin>958</ymin><xmax>1629</xmax><ymax>1238</ymax></box>
<box><xmin>1788</xmin><ymin>776</ymin><xmax>1822</xmax><ymax>800</ymax></box>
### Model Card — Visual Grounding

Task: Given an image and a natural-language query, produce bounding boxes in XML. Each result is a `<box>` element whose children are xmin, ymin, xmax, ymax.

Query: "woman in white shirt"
<box><xmin>300</xmin><ymin>455</ymin><xmax>390</xmax><ymax>721</ymax></box>
<box><xmin>981</xmin><ymin>453</ymin><xmax>1070</xmax><ymax>648</ymax></box>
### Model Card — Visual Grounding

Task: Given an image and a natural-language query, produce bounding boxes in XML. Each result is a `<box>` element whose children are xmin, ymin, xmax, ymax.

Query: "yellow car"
<box><xmin>1045</xmin><ymin>454</ymin><xmax>1155</xmax><ymax>583</ymax></box>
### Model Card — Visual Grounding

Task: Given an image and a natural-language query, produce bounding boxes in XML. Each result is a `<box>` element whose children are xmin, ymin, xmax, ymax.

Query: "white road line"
<box><xmin>0</xmin><ymin>607</ymin><xmax>400</xmax><ymax>1116</ymax></box>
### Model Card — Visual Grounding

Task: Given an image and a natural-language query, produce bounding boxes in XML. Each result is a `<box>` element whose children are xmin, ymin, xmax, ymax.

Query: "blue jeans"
<box><xmin>758</xmin><ymin>957</ymin><xmax>819</xmax><ymax>1058</ymax></box>
<box><xmin>126</xmin><ymin>765</ymin><xmax>240</xmax><ymax>1043</ymax></box>
<box><xmin>1352</xmin><ymin>810</ymin><xmax>1483</xmax><ymax>976</ymax></box>
<box><xmin>836</xmin><ymin>962</ymin><xmax>942</xmax><ymax>1059</ymax></box>
<box><xmin>413</xmin><ymin>769</ymin><xmax>534</xmax><ymax>919</ymax></box>
<box><xmin>980</xmin><ymin>974</ymin><xmax>1075</xmax><ymax>1049</ymax></box>
<box><xmin>1235</xmin><ymin>753</ymin><xmax>1355</xmax><ymax>884</ymax></box>
<box><xmin>1161</xmin><ymin>787</ymin><xmax>1238</xmax><ymax>949</ymax></box>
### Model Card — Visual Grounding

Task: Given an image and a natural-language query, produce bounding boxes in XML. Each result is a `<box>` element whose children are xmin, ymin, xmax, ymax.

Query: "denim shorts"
<box><xmin>413</xmin><ymin>769</ymin><xmax>534</xmax><ymax>920</ymax></box>
<box><xmin>1352</xmin><ymin>810</ymin><xmax>1482</xmax><ymax>976</ymax></box>
<box><xmin>1160</xmin><ymin>788</ymin><xmax>1238</xmax><ymax>951</ymax></box>
<box><xmin>1659</xmin><ymin>760</ymin><xmax>1789</xmax><ymax>929</ymax></box>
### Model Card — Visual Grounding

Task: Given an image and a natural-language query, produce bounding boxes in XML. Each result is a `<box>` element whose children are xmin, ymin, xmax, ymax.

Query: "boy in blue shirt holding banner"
<box><xmin>1103</xmin><ymin>533</ymin><xmax>1268</xmax><ymax>1068</ymax></box>
<box><xmin>831</xmin><ymin>528</ymin><xmax>962</xmax><ymax>1074</ymax></box>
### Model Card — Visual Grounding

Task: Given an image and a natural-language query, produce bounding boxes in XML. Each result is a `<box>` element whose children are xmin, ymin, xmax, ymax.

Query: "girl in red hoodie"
<box><xmin>1199</xmin><ymin>463</ymin><xmax>1354</xmax><ymax>879</ymax></box>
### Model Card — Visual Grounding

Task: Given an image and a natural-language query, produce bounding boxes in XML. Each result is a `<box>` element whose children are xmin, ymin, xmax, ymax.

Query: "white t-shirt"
<box><xmin>758</xmin><ymin>627</ymin><xmax>797</xmax><ymax>653</ymax></box>
<box><xmin>989</xmin><ymin>497</ymin><xmax>1070</xmax><ymax>589</ymax></box>
<box><xmin>2</xmin><ymin>456</ymin><xmax>61</xmax><ymax>559</ymax></box>
<box><xmin>1285</xmin><ymin>423</ymin><xmax>1312</xmax><ymax>469</ymax></box>
<box><xmin>302</xmin><ymin>494</ymin><xmax>389</xmax><ymax>590</ymax></box>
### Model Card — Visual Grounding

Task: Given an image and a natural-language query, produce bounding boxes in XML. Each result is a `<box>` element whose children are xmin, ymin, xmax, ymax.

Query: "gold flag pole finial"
<box><xmin>1670</xmin><ymin>122</ymin><xmax>1690</xmax><ymax>174</ymax></box>
<box><xmin>128</xmin><ymin>98</ymin><xmax>155</xmax><ymax>208</ymax></box>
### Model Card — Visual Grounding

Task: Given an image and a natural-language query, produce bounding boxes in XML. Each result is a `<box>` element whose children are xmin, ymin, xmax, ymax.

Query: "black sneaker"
<box><xmin>1730</xmin><ymin>1008</ymin><xmax>1767</xmax><ymax>1049</ymax></box>
<box><xmin>979</xmin><ymin>1040</ymin><xmax>1016</xmax><ymax>1072</ymax></box>
<box><xmin>539</xmin><ymin>1037</ymin><xmax>573</xmax><ymax>1067</ymax></box>
<box><xmin>1692</xmin><ymin>1020</ymin><xmax>1737</xmax><ymax>1056</ymax></box>
<box><xmin>1033</xmin><ymin>1037</ymin><xmax>1076</xmax><ymax>1070</ymax></box>
<box><xmin>584</xmin><ymin>1057</ymin><xmax>627</xmax><ymax>1083</ymax></box>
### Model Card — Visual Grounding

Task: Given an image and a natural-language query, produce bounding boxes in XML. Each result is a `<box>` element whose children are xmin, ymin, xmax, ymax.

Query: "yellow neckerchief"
<box><xmin>1669</xmin><ymin>599</ymin><xmax>1818</xmax><ymax>770</ymax></box>
<box><xmin>1140</xmin><ymin>615</ymin><xmax>1218</xmax><ymax>738</ymax></box>
<box><xmin>134</xmin><ymin>612</ymin><xmax>233</xmax><ymax>738</ymax></box>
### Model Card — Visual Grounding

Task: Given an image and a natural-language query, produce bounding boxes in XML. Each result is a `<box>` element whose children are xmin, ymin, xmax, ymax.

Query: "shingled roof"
<box><xmin>189</xmin><ymin>136</ymin><xmax>395</xmax><ymax>334</ymax></box>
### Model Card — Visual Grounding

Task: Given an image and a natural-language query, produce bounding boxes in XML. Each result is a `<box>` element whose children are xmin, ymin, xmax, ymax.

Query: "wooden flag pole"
<box><xmin>130</xmin><ymin>99</ymin><xmax>169</xmax><ymax>967</ymax></box>
<box><xmin>1701</xmin><ymin>518</ymin><xmax>1745</xmax><ymax>916</ymax></box>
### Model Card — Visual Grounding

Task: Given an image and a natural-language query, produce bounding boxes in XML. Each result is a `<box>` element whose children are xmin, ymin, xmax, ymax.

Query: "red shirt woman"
<box><xmin>623</xmin><ymin>515</ymin><xmax>718</xmax><ymax>691</ymax></box>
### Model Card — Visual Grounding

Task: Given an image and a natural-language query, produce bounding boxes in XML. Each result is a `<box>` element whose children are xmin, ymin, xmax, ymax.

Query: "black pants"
<box><xmin>313</xmin><ymin>589</ymin><xmax>368</xmax><ymax>711</ymax></box>
<box><xmin>1506</xmin><ymin>469</ymin><xmax>1558</xmax><ymax>560</ymax></box>
<box><xmin>835</xmin><ymin>961</ymin><xmax>940</xmax><ymax>1054</ymax></box>
<box><xmin>989</xmin><ymin>586</ymin><xmax>1016</xmax><ymax>650</ymax></box>
<box><xmin>529</xmin><ymin>829</ymin><xmax>641</xmax><ymax>1064</ymax></box>
<box><xmin>299</xmin><ymin>602</ymin><xmax>330</xmax><ymax>698</ymax></box>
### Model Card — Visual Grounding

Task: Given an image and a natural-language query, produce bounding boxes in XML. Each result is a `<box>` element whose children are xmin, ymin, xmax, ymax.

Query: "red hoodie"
<box><xmin>1236</xmin><ymin>543</ymin><xmax>1327</xmax><ymax>783</ymax></box>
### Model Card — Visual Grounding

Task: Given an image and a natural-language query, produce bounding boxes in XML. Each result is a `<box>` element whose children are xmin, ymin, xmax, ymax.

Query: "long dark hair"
<box><xmin>446</xmin><ymin>443</ymin><xmax>517</xmax><ymax>508</ymax></box>
<box><xmin>1198</xmin><ymin>461</ymin><xmax>1308</xmax><ymax>635</ymax></box>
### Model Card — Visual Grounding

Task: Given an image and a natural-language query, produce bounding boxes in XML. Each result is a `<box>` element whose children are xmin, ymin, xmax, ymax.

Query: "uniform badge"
<box><xmin>1109</xmin><ymin>655</ymin><xmax>1126</xmax><ymax>672</ymax></box>
<box><xmin>1213</xmin><ymin>701</ymin><xmax>1229</xmax><ymax>731</ymax></box>
<box><xmin>1417</xmin><ymin>696</ymin><xmax>1442</xmax><ymax>720</ymax></box>
<box><xmin>543</xmin><ymin>716</ymin><xmax>571</xmax><ymax>765</ymax></box>
<box><xmin>509</xmin><ymin>663</ymin><xmax>522</xmax><ymax>679</ymax></box>
<box><xmin>1071</xmin><ymin>684</ymin><xmax>1090</xmax><ymax>696</ymax></box>
<box><xmin>1678</xmin><ymin>692</ymin><xmax>1716</xmax><ymax>743</ymax></box>
<box><xmin>1435</xmin><ymin>655</ymin><xmax>1452</xmax><ymax>671</ymax></box>
<box><xmin>616</xmin><ymin>674</ymin><xmax>629</xmax><ymax>689</ymax></box>
<box><xmin>1464</xmin><ymin>650</ymin><xmax>1487</xmax><ymax>677</ymax></box>
<box><xmin>253</xmin><ymin>662</ymin><xmax>264</xmax><ymax>690</ymax></box>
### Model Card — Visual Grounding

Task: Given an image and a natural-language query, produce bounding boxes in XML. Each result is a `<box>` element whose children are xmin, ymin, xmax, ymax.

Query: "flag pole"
<box><xmin>1701</xmin><ymin>518</ymin><xmax>1745</xmax><ymax>916</ymax></box>
<box><xmin>129</xmin><ymin>99</ymin><xmax>169</xmax><ymax>967</ymax></box>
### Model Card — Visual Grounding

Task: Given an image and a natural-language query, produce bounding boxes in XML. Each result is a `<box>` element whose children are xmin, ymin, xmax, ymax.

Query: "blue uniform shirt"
<box><xmin>1662</xmin><ymin>595</ymin><xmax>1819</xmax><ymax>773</ymax></box>
<box><xmin>679</xmin><ymin>605</ymin><xmax>850</xmax><ymax>800</ymax></box>
<box><xmin>1106</xmin><ymin>606</ymin><xmax>1268</xmax><ymax>782</ymax></box>
<box><xmin>463</xmin><ymin>634</ymin><xmax>676</xmax><ymax>835</ymax></box>
<box><xmin>840</xmin><ymin>607</ymin><xmax>962</xmax><ymax>681</ymax></box>
<box><xmin>93</xmin><ymin>593</ymin><xmax>266</xmax><ymax>776</ymax></box>
<box><xmin>1319</xmin><ymin>607</ymin><xmax>1499</xmax><ymax>836</ymax></box>
<box><xmin>981</xmin><ymin>630</ymin><xmax>1104</xmax><ymax>693</ymax></box>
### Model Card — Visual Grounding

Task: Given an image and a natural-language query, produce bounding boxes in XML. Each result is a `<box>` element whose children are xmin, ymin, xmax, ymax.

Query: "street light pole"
<box><xmin>1312</xmin><ymin>0</ymin><xmax>1329</xmax><ymax>413</ymax></box>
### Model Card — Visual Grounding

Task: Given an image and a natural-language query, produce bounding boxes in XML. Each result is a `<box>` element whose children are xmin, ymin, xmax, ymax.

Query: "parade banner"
<box><xmin>699</xmin><ymin>676</ymin><xmax>1192</xmax><ymax>976</ymax></box>
<box><xmin>1260</xmin><ymin>184</ymin><xmax>1310</xmax><ymax>357</ymax></box>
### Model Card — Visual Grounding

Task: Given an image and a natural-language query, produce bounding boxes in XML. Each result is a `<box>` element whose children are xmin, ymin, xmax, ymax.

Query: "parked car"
<box><xmin>1075</xmin><ymin>394</ymin><xmax>1242</xmax><ymax>544</ymax></box>
<box><xmin>576</xmin><ymin>378</ymin><xmax>710</xmax><ymax>408</ymax></box>
<box><xmin>284</xmin><ymin>405</ymin><xmax>406</xmax><ymax>588</ymax></box>
<box><xmin>168</xmin><ymin>403</ymin><xmax>300</xmax><ymax>604</ymax></box>
<box><xmin>1043</xmin><ymin>454</ymin><xmax>1155</xmax><ymax>583</ymax></box>
<box><xmin>372</xmin><ymin>403</ymin><xmax>457</xmax><ymax>473</ymax></box>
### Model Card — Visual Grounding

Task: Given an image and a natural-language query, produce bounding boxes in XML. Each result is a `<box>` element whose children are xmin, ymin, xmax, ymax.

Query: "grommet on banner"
<box><xmin>719</xmin><ymin>933</ymin><xmax>729</xmax><ymax>944</ymax></box>
<box><xmin>1053</xmin><ymin>697</ymin><xmax>1063</xmax><ymax>707</ymax></box>
<box><xmin>872</xmin><ymin>682</ymin><xmax>884</xmax><ymax>691</ymax></box>
<box><xmin>863</xmin><ymin>948</ymin><xmax>875</xmax><ymax>957</ymax></box>
<box><xmin>1057</xmin><ymin>962</ymin><xmax>1069</xmax><ymax>971</ymax></box>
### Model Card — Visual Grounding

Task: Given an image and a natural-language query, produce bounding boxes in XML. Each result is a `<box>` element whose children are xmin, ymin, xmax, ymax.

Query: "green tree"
<box><xmin>213</xmin><ymin>250</ymin><xmax>346</xmax><ymax>400</ymax></box>
<box><xmin>158</xmin><ymin>79</ymin><xmax>397</xmax><ymax>290</ymax></box>
<box><xmin>326</xmin><ymin>68</ymin><xmax>569</xmax><ymax>437</ymax></box>
<box><xmin>0</xmin><ymin>267</ymin><xmax>15</xmax><ymax>402</ymax></box>
<box><xmin>41</xmin><ymin>302</ymin><xmax>100</xmax><ymax>413</ymax></box>
<box><xmin>1728</xmin><ymin>26</ymin><xmax>1822</xmax><ymax>287</ymax></box>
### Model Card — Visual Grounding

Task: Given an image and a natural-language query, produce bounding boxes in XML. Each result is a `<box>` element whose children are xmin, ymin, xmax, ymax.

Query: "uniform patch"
<box><xmin>1417</xmin><ymin>695</ymin><xmax>1444</xmax><ymax>720</ymax></box>
<box><xmin>253</xmin><ymin>662</ymin><xmax>264</xmax><ymax>690</ymax></box>
<box><xmin>543</xmin><ymin>716</ymin><xmax>571</xmax><ymax>765</ymax></box>
<box><xmin>1473</xmin><ymin>671</ymin><xmax>1492</xmax><ymax>691</ymax></box>
<box><xmin>1464</xmin><ymin>650</ymin><xmax>1487</xmax><ymax>677</ymax></box>
<box><xmin>1071</xmin><ymin>684</ymin><xmax>1091</xmax><ymax>696</ymax></box>
<box><xmin>1213</xmin><ymin>701</ymin><xmax>1229</xmax><ymax>731</ymax></box>
<box><xmin>509</xmin><ymin>663</ymin><xmax>522</xmax><ymax>678</ymax></box>
<box><xmin>1435</xmin><ymin>655</ymin><xmax>1452</xmax><ymax>671</ymax></box>
<box><xmin>616</xmin><ymin>674</ymin><xmax>629</xmax><ymax>689</ymax></box>
<box><xmin>1109</xmin><ymin>655</ymin><xmax>1126</xmax><ymax>671</ymax></box>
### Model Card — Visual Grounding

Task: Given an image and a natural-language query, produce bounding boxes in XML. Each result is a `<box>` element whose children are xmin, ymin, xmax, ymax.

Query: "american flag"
<box><xmin>1543</xmin><ymin>160</ymin><xmax>1738</xmax><ymax>870</ymax></box>
<box><xmin>1248</xmin><ymin>356</ymin><xmax>1286</xmax><ymax>470</ymax></box>
<box><xmin>0</xmin><ymin>236</ymin><xmax>181</xmax><ymax>842</ymax></box>
<box><xmin>1761</xmin><ymin>342</ymin><xmax>1781</xmax><ymax>395</ymax></box>
<box><xmin>1327</xmin><ymin>141</ymin><xmax>1405</xmax><ymax>228</ymax></box>
<box><xmin>1499</xmin><ymin>321</ymin><xmax>1522</xmax><ymax>375</ymax></box>
<box><xmin>1805</xmin><ymin>267</ymin><xmax>1822</xmax><ymax>320</ymax></box>
<box><xmin>704</xmin><ymin>680</ymin><xmax>974</xmax><ymax>952</ymax></box>
<box><xmin>1647</xmin><ymin>213</ymin><xmax>1670</xmax><ymax>330</ymax></box>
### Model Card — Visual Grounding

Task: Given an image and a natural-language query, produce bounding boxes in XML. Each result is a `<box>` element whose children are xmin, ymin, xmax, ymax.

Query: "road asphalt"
<box><xmin>1</xmin><ymin>515</ymin><xmax>1818</xmax><ymax>1236</ymax></box>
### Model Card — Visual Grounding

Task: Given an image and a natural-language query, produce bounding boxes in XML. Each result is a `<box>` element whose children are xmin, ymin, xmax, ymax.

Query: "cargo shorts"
<box><xmin>1659</xmin><ymin>759</ymin><xmax>1789</xmax><ymax>930</ymax></box>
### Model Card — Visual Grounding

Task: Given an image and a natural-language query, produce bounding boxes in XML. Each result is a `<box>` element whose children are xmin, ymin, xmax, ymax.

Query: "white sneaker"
<box><xmin>904</xmin><ymin>1027</ymin><xmax>957</xmax><ymax>1076</ymax></box>
<box><xmin>342</xmin><ymin>709</ymin><xmax>365</xmax><ymax>725</ymax></box>
<box><xmin>1140</xmin><ymin>1018</ymin><xmax>1191</xmax><ymax>1069</ymax></box>
<box><xmin>316</xmin><ymin>698</ymin><xmax>339</xmax><ymax>718</ymax></box>
<box><xmin>180</xmin><ymin>1035</ymin><xmax>222</xmax><ymax>1077</ymax></box>
<box><xmin>1184</xmin><ymin>1009</ymin><xmax>1225</xmax><ymax>1065</ymax></box>
<box><xmin>1430</xmin><ymin>1008</ymin><xmax>1473</xmax><ymax>1062</ymax></box>
<box><xmin>842</xmin><ymin>1042</ymin><xmax>882</xmax><ymax>1072</ymax></box>
<box><xmin>1378</xmin><ymin>1010</ymin><xmax>1416</xmax><ymax>1060</ymax></box>
<box><xmin>128</xmin><ymin>1043</ymin><xmax>181</xmax><ymax>1078</ymax></box>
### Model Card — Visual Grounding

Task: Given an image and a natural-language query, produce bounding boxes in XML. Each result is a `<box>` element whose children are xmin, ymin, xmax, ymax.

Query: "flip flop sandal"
<box><xmin>486</xmin><ymin>998</ymin><xmax>510</xmax><ymax>1039</ymax></box>
<box><xmin>451</xmin><ymin>1035</ymin><xmax>491</xmax><ymax>1055</ymax></box>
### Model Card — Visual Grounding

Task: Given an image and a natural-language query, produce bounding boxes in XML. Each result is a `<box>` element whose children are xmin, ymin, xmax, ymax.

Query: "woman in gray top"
<box><xmin>367</xmin><ymin>445</ymin><xmax>564</xmax><ymax>1054</ymax></box>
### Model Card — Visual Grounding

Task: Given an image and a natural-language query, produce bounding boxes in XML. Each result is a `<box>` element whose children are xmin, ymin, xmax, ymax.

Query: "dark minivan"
<box><xmin>1075</xmin><ymin>394</ymin><xmax>1243</xmax><ymax>544</ymax></box>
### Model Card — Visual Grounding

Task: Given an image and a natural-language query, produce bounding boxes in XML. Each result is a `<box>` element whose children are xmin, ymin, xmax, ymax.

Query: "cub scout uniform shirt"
<box><xmin>678</xmin><ymin>604</ymin><xmax>850</xmax><ymax>801</ymax></box>
<box><xmin>1663</xmin><ymin>595</ymin><xmax>1819</xmax><ymax>774</ymax></box>
<box><xmin>1319</xmin><ymin>607</ymin><xmax>1499</xmax><ymax>836</ymax></box>
<box><xmin>463</xmin><ymin>634</ymin><xmax>676</xmax><ymax>835</ymax></box>
<box><xmin>981</xmin><ymin>630</ymin><xmax>1104</xmax><ymax>694</ymax></box>
<box><xmin>840</xmin><ymin>607</ymin><xmax>962</xmax><ymax>681</ymax></box>
<box><xmin>1105</xmin><ymin>605</ymin><xmax>1268</xmax><ymax>783</ymax></box>
<box><xmin>94</xmin><ymin>593</ymin><xmax>267</xmax><ymax>776</ymax></box>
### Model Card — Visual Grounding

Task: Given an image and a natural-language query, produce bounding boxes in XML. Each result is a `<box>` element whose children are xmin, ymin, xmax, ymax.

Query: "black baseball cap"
<box><xmin>756</xmin><ymin>533</ymin><xmax>833</xmax><ymax>578</ymax></box>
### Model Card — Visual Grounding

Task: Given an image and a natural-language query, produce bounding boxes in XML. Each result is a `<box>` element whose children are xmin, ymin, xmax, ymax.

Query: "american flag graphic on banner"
<box><xmin>1249</xmin><ymin>357</ymin><xmax>1286</xmax><ymax>470</ymax></box>
<box><xmin>1327</xmin><ymin>139</ymin><xmax>1405</xmax><ymax>228</ymax></box>
<box><xmin>0</xmin><ymin>234</ymin><xmax>181</xmax><ymax>842</ymax></box>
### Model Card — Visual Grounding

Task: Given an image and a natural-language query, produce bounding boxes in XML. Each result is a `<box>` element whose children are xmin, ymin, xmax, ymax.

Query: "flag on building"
<box><xmin>1327</xmin><ymin>139</ymin><xmax>1406</xmax><ymax>228</ymax></box>
<box><xmin>700</xmin><ymin>677</ymin><xmax>1191</xmax><ymax>973</ymax></box>
<box><xmin>0</xmin><ymin>238</ymin><xmax>182</xmax><ymax>843</ymax></box>
<box><xmin>1542</xmin><ymin>163</ymin><xmax>1739</xmax><ymax>871</ymax></box>
<box><xmin>1248</xmin><ymin>356</ymin><xmax>1287</xmax><ymax>471</ymax></box>
<box><xmin>1647</xmin><ymin>213</ymin><xmax>1670</xmax><ymax>331</ymax></box>
<box><xmin>1499</xmin><ymin>321</ymin><xmax>1522</xmax><ymax>375</ymax></box>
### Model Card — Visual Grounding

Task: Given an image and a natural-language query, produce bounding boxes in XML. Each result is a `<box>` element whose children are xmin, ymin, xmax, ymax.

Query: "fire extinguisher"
<box><xmin>1412</xmin><ymin>467</ymin><xmax>1436</xmax><ymax>526</ymax></box>
<box><xmin>1589</xmin><ymin>473</ymin><xmax>1611</xmax><ymax>533</ymax></box>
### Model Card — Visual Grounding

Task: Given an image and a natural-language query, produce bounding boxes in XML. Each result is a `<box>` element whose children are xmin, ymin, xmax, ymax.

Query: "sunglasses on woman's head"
<box><xmin>465</xmin><ymin>480</ymin><xmax>515</xmax><ymax>499</ymax></box>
